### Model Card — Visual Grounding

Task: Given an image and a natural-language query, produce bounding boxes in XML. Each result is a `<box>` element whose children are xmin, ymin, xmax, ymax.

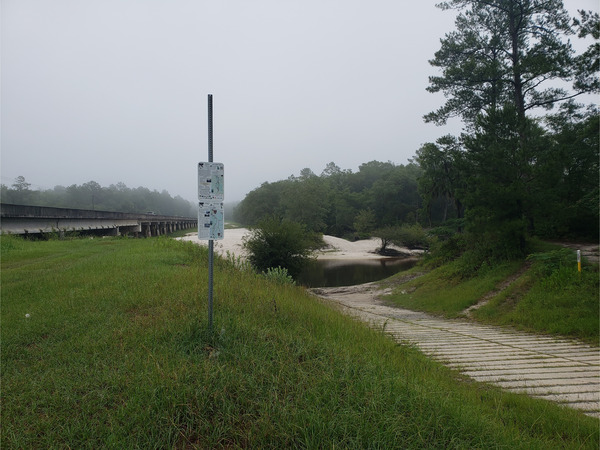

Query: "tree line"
<box><xmin>234</xmin><ymin>161</ymin><xmax>423</xmax><ymax>239</ymax></box>
<box><xmin>1</xmin><ymin>177</ymin><xmax>196</xmax><ymax>217</ymax></box>
<box><xmin>236</xmin><ymin>1</ymin><xmax>598</xmax><ymax>263</ymax></box>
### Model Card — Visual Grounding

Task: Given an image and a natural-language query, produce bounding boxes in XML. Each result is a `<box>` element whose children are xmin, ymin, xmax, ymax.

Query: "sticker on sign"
<box><xmin>198</xmin><ymin>202</ymin><xmax>224</xmax><ymax>240</ymax></box>
<box><xmin>198</xmin><ymin>162</ymin><xmax>224</xmax><ymax>201</ymax></box>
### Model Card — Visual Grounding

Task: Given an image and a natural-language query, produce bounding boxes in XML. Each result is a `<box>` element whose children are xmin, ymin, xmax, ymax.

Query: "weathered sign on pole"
<box><xmin>197</xmin><ymin>94</ymin><xmax>224</xmax><ymax>330</ymax></box>
<box><xmin>198</xmin><ymin>162</ymin><xmax>224</xmax><ymax>240</ymax></box>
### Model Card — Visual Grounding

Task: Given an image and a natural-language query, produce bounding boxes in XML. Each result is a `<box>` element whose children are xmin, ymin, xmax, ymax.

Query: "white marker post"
<box><xmin>577</xmin><ymin>249</ymin><xmax>581</xmax><ymax>274</ymax></box>
<box><xmin>197</xmin><ymin>94</ymin><xmax>224</xmax><ymax>331</ymax></box>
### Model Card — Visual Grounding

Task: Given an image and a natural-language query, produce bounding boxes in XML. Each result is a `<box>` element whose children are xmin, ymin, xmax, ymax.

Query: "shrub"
<box><xmin>395</xmin><ymin>224</ymin><xmax>430</xmax><ymax>249</ymax></box>
<box><xmin>373</xmin><ymin>224</ymin><xmax>430</xmax><ymax>255</ymax></box>
<box><xmin>372</xmin><ymin>226</ymin><xmax>398</xmax><ymax>254</ymax></box>
<box><xmin>426</xmin><ymin>233</ymin><xmax>467</xmax><ymax>266</ymax></box>
<box><xmin>527</xmin><ymin>248</ymin><xmax>577</xmax><ymax>278</ymax></box>
<box><xmin>242</xmin><ymin>216</ymin><xmax>314</xmax><ymax>278</ymax></box>
<box><xmin>263</xmin><ymin>266</ymin><xmax>296</xmax><ymax>285</ymax></box>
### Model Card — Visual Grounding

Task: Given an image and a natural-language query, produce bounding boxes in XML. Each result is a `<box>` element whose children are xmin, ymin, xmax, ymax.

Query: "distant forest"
<box><xmin>234</xmin><ymin>162</ymin><xmax>423</xmax><ymax>238</ymax></box>
<box><xmin>1</xmin><ymin>178</ymin><xmax>196</xmax><ymax>218</ymax></box>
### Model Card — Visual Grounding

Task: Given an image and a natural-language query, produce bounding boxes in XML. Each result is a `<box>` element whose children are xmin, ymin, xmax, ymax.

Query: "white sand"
<box><xmin>178</xmin><ymin>228</ymin><xmax>249</xmax><ymax>258</ymax></box>
<box><xmin>178</xmin><ymin>228</ymin><xmax>421</xmax><ymax>260</ymax></box>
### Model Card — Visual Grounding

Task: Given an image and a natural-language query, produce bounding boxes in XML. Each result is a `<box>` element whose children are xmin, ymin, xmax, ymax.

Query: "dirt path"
<box><xmin>463</xmin><ymin>261</ymin><xmax>532</xmax><ymax>317</ymax></box>
<box><xmin>311</xmin><ymin>283</ymin><xmax>600</xmax><ymax>418</ymax></box>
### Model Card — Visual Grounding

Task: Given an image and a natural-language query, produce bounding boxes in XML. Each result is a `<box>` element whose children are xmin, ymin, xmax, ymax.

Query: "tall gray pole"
<box><xmin>207</xmin><ymin>94</ymin><xmax>214</xmax><ymax>331</ymax></box>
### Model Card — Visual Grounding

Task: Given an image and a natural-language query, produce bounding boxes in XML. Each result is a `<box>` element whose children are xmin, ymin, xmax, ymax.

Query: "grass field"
<box><xmin>2</xmin><ymin>235</ymin><xmax>598</xmax><ymax>448</ymax></box>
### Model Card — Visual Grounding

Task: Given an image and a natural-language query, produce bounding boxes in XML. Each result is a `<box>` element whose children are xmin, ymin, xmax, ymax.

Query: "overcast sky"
<box><xmin>2</xmin><ymin>0</ymin><xmax>597</xmax><ymax>202</ymax></box>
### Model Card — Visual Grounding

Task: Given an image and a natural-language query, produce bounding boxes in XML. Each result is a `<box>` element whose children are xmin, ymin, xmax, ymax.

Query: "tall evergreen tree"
<box><xmin>427</xmin><ymin>0</ymin><xmax>577</xmax><ymax>128</ymax></box>
<box><xmin>415</xmin><ymin>136</ymin><xmax>465</xmax><ymax>227</ymax></box>
<box><xmin>424</xmin><ymin>0</ymin><xmax>596</xmax><ymax>255</ymax></box>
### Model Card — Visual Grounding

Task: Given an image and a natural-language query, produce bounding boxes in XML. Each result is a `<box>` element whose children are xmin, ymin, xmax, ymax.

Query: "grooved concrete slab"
<box><xmin>313</xmin><ymin>284</ymin><xmax>600</xmax><ymax>418</ymax></box>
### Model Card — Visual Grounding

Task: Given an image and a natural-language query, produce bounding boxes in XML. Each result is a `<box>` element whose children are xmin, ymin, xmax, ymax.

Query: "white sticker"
<box><xmin>198</xmin><ymin>202</ymin><xmax>224</xmax><ymax>240</ymax></box>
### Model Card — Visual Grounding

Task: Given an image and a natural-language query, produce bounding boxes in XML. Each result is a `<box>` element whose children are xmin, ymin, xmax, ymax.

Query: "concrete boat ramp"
<box><xmin>312</xmin><ymin>283</ymin><xmax>600</xmax><ymax>418</ymax></box>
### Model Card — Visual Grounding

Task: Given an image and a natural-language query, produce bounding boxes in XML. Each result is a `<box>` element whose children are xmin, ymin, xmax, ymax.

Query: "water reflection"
<box><xmin>297</xmin><ymin>258</ymin><xmax>417</xmax><ymax>288</ymax></box>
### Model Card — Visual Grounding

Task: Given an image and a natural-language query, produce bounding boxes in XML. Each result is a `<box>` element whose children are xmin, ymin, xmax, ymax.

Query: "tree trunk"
<box><xmin>508</xmin><ymin>1</ymin><xmax>526</xmax><ymax>123</ymax></box>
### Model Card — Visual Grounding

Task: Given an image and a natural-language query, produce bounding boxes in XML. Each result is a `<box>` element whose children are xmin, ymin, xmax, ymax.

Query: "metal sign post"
<box><xmin>197</xmin><ymin>94</ymin><xmax>224</xmax><ymax>331</ymax></box>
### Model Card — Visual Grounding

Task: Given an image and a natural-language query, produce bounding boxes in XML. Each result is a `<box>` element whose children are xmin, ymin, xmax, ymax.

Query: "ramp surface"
<box><xmin>313</xmin><ymin>283</ymin><xmax>600</xmax><ymax>418</ymax></box>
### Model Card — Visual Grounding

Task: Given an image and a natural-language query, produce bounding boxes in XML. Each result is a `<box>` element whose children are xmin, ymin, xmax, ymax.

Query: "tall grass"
<box><xmin>384</xmin><ymin>260</ymin><xmax>522</xmax><ymax>317</ymax></box>
<box><xmin>384</xmin><ymin>246</ymin><xmax>598</xmax><ymax>343</ymax></box>
<box><xmin>473</xmin><ymin>248</ymin><xmax>599</xmax><ymax>343</ymax></box>
<box><xmin>2</xmin><ymin>235</ymin><xmax>598</xmax><ymax>448</ymax></box>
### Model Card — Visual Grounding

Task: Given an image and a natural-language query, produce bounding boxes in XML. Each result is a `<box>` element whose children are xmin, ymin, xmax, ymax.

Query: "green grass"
<box><xmin>472</xmin><ymin>251</ymin><xmax>599</xmax><ymax>344</ymax></box>
<box><xmin>2</xmin><ymin>235</ymin><xmax>598</xmax><ymax>448</ymax></box>
<box><xmin>382</xmin><ymin>247</ymin><xmax>599</xmax><ymax>343</ymax></box>
<box><xmin>383</xmin><ymin>261</ymin><xmax>522</xmax><ymax>317</ymax></box>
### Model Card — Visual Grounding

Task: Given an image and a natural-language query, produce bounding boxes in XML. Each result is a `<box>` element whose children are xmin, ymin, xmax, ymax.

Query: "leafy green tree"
<box><xmin>282</xmin><ymin>175</ymin><xmax>329</xmax><ymax>232</ymax></box>
<box><xmin>242</xmin><ymin>216</ymin><xmax>314</xmax><ymax>278</ymax></box>
<box><xmin>320</xmin><ymin>162</ymin><xmax>357</xmax><ymax>236</ymax></box>
<box><xmin>415</xmin><ymin>137</ymin><xmax>465</xmax><ymax>226</ymax></box>
<box><xmin>394</xmin><ymin>224</ymin><xmax>430</xmax><ymax>250</ymax></box>
<box><xmin>353</xmin><ymin>209</ymin><xmax>377</xmax><ymax>235</ymax></box>
<box><xmin>369</xmin><ymin>164</ymin><xmax>420</xmax><ymax>227</ymax></box>
<box><xmin>298</xmin><ymin>167</ymin><xmax>317</xmax><ymax>180</ymax></box>
<box><xmin>372</xmin><ymin>226</ymin><xmax>397</xmax><ymax>255</ymax></box>
<box><xmin>320</xmin><ymin>161</ymin><xmax>344</xmax><ymax>178</ymax></box>
<box><xmin>535</xmin><ymin>103</ymin><xmax>600</xmax><ymax>237</ymax></box>
<box><xmin>349</xmin><ymin>161</ymin><xmax>395</xmax><ymax>193</ymax></box>
<box><xmin>373</xmin><ymin>224</ymin><xmax>430</xmax><ymax>254</ymax></box>
<box><xmin>461</xmin><ymin>105</ymin><xmax>546</xmax><ymax>255</ymax></box>
<box><xmin>234</xmin><ymin>181</ymin><xmax>286</xmax><ymax>226</ymax></box>
<box><xmin>82</xmin><ymin>181</ymin><xmax>102</xmax><ymax>210</ymax></box>
<box><xmin>0</xmin><ymin>184</ymin><xmax>9</xmax><ymax>202</ymax></box>
<box><xmin>235</xmin><ymin>161</ymin><xmax>422</xmax><ymax>237</ymax></box>
<box><xmin>325</xmin><ymin>188</ymin><xmax>359</xmax><ymax>237</ymax></box>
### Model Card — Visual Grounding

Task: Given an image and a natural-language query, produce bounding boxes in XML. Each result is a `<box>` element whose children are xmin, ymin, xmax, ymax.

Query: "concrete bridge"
<box><xmin>0</xmin><ymin>203</ymin><xmax>197</xmax><ymax>237</ymax></box>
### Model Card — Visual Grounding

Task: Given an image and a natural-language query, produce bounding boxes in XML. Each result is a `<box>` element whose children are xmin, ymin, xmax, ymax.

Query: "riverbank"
<box><xmin>178</xmin><ymin>228</ymin><xmax>423</xmax><ymax>261</ymax></box>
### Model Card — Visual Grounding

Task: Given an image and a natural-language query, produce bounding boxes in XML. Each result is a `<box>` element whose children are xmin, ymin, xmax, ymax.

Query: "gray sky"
<box><xmin>2</xmin><ymin>0</ymin><xmax>597</xmax><ymax>202</ymax></box>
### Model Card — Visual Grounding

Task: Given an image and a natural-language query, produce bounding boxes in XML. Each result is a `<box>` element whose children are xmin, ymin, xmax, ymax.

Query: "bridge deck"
<box><xmin>0</xmin><ymin>203</ymin><xmax>197</xmax><ymax>237</ymax></box>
